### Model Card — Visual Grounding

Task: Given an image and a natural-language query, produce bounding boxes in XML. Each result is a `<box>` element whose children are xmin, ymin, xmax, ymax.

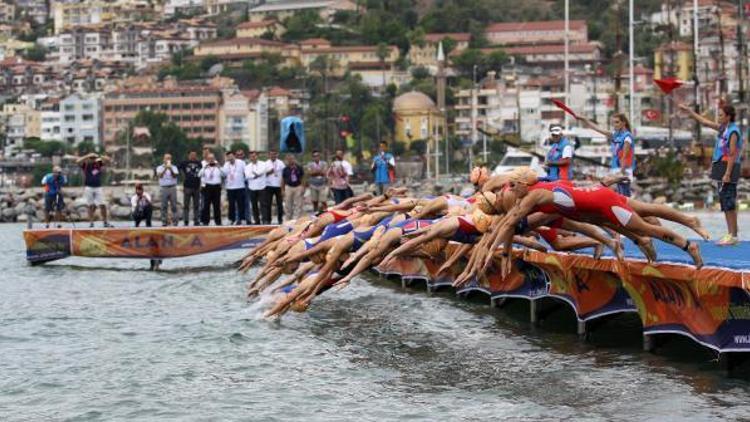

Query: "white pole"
<box><xmin>482</xmin><ymin>119</ymin><xmax>487</xmax><ymax>163</ymax></box>
<box><xmin>434</xmin><ymin>116</ymin><xmax>439</xmax><ymax>181</ymax></box>
<box><xmin>629</xmin><ymin>0</ymin><xmax>635</xmax><ymax>128</ymax></box>
<box><xmin>564</xmin><ymin>0</ymin><xmax>570</xmax><ymax>129</ymax></box>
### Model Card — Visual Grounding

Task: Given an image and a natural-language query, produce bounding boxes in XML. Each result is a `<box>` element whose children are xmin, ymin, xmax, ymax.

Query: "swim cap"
<box><xmin>509</xmin><ymin>167</ymin><xmax>539</xmax><ymax>186</ymax></box>
<box><xmin>476</xmin><ymin>191</ymin><xmax>497</xmax><ymax>214</ymax></box>
<box><xmin>471</xmin><ymin>209</ymin><xmax>493</xmax><ymax>233</ymax></box>
<box><xmin>470</xmin><ymin>166</ymin><xmax>490</xmax><ymax>186</ymax></box>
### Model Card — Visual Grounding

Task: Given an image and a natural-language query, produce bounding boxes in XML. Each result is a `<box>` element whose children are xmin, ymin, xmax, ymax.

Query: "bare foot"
<box><xmin>609</xmin><ymin>239</ymin><xmax>624</xmax><ymax>261</ymax></box>
<box><xmin>636</xmin><ymin>238</ymin><xmax>657</xmax><ymax>262</ymax></box>
<box><xmin>593</xmin><ymin>243</ymin><xmax>604</xmax><ymax>260</ymax></box>
<box><xmin>687</xmin><ymin>241</ymin><xmax>703</xmax><ymax>269</ymax></box>
<box><xmin>690</xmin><ymin>217</ymin><xmax>711</xmax><ymax>240</ymax></box>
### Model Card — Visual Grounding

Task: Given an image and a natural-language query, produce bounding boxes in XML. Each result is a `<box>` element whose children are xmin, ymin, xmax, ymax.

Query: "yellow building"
<box><xmin>193</xmin><ymin>37</ymin><xmax>298</xmax><ymax>65</ymax></box>
<box><xmin>393</xmin><ymin>91</ymin><xmax>444</xmax><ymax>147</ymax></box>
<box><xmin>236</xmin><ymin>19</ymin><xmax>286</xmax><ymax>39</ymax></box>
<box><xmin>299</xmin><ymin>38</ymin><xmax>399</xmax><ymax>77</ymax></box>
<box><xmin>409</xmin><ymin>33</ymin><xmax>470</xmax><ymax>68</ymax></box>
<box><xmin>654</xmin><ymin>41</ymin><xmax>692</xmax><ymax>81</ymax></box>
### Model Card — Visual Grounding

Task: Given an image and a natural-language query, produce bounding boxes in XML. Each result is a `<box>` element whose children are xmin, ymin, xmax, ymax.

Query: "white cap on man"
<box><xmin>549</xmin><ymin>124</ymin><xmax>563</xmax><ymax>136</ymax></box>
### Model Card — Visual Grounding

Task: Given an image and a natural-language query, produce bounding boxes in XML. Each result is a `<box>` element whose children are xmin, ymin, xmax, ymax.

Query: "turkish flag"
<box><xmin>654</xmin><ymin>77</ymin><xmax>684</xmax><ymax>94</ymax></box>
<box><xmin>642</xmin><ymin>109</ymin><xmax>661</xmax><ymax>121</ymax></box>
<box><xmin>550</xmin><ymin>99</ymin><xmax>579</xmax><ymax>119</ymax></box>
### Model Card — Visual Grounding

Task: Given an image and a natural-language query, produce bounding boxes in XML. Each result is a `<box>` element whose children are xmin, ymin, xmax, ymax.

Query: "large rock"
<box><xmin>110</xmin><ymin>205</ymin><xmax>132</xmax><ymax>219</ymax></box>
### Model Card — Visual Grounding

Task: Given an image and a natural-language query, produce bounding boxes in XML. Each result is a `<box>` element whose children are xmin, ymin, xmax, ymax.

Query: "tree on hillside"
<box><xmin>129</xmin><ymin>111</ymin><xmax>202</xmax><ymax>165</ymax></box>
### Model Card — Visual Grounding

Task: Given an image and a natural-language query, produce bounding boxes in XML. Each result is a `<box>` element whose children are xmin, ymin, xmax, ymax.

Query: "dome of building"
<box><xmin>393</xmin><ymin>91</ymin><xmax>437</xmax><ymax>113</ymax></box>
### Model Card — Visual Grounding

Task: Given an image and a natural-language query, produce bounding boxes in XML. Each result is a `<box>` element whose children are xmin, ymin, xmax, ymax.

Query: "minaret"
<box><xmin>436</xmin><ymin>41</ymin><xmax>447</xmax><ymax>176</ymax></box>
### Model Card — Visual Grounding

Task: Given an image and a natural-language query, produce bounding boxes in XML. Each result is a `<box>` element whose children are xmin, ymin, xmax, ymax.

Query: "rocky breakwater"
<box><xmin>0</xmin><ymin>185</ymin><xmax>200</xmax><ymax>224</ymax></box>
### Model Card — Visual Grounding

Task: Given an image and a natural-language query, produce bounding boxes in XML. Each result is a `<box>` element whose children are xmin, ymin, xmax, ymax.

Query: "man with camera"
<box><xmin>156</xmin><ymin>153</ymin><xmax>179</xmax><ymax>226</ymax></box>
<box><xmin>41</xmin><ymin>166</ymin><xmax>67</xmax><ymax>228</ymax></box>
<box><xmin>199</xmin><ymin>153</ymin><xmax>224</xmax><ymax>225</ymax></box>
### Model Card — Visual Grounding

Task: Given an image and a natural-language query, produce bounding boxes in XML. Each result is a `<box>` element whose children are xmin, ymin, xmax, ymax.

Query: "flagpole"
<box><xmin>564</xmin><ymin>0</ymin><xmax>570</xmax><ymax>130</ymax></box>
<box><xmin>629</xmin><ymin>0</ymin><xmax>635</xmax><ymax>130</ymax></box>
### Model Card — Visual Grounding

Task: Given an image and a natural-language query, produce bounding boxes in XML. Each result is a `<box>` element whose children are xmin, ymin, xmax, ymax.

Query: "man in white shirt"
<box><xmin>263</xmin><ymin>149</ymin><xmax>285</xmax><ymax>224</ymax></box>
<box><xmin>222</xmin><ymin>151</ymin><xmax>247</xmax><ymax>225</ymax></box>
<box><xmin>198</xmin><ymin>153</ymin><xmax>224</xmax><ymax>225</ymax></box>
<box><xmin>244</xmin><ymin>151</ymin><xmax>267</xmax><ymax>225</ymax></box>
<box><xmin>156</xmin><ymin>153</ymin><xmax>179</xmax><ymax>226</ymax></box>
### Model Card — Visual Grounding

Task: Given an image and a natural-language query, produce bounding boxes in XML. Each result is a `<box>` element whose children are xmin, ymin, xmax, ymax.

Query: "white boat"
<box><xmin>493</xmin><ymin>147</ymin><xmax>546</xmax><ymax>176</ymax></box>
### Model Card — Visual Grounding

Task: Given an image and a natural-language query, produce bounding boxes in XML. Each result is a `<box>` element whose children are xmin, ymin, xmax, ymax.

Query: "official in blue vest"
<box><xmin>579</xmin><ymin>113</ymin><xmax>636</xmax><ymax>197</ymax></box>
<box><xmin>545</xmin><ymin>124</ymin><xmax>574</xmax><ymax>181</ymax></box>
<box><xmin>679</xmin><ymin>103</ymin><xmax>744</xmax><ymax>246</ymax></box>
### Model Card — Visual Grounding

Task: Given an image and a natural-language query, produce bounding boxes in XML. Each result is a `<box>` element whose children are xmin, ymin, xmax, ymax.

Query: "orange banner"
<box><xmin>24</xmin><ymin>226</ymin><xmax>276</xmax><ymax>263</ymax></box>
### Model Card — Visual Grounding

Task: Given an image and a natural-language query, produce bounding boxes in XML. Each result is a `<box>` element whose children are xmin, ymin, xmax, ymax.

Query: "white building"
<box><xmin>164</xmin><ymin>0</ymin><xmax>205</xmax><ymax>15</ymax></box>
<box><xmin>40</xmin><ymin>110</ymin><xmax>62</xmax><ymax>142</ymax></box>
<box><xmin>60</xmin><ymin>93</ymin><xmax>101</xmax><ymax>147</ymax></box>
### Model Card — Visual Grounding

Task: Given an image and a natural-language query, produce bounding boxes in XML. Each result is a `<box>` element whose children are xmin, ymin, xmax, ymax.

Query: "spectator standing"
<box><xmin>579</xmin><ymin>114</ymin><xmax>635</xmax><ymax>197</ymax></box>
<box><xmin>76</xmin><ymin>153</ymin><xmax>112</xmax><ymax>228</ymax></box>
<box><xmin>264</xmin><ymin>150</ymin><xmax>285</xmax><ymax>224</ymax></box>
<box><xmin>131</xmin><ymin>183</ymin><xmax>153</xmax><ymax>227</ymax></box>
<box><xmin>222</xmin><ymin>151</ymin><xmax>247</xmax><ymax>225</ymax></box>
<box><xmin>328</xmin><ymin>149</ymin><xmax>352</xmax><ymax>204</ymax></box>
<box><xmin>371</xmin><ymin>141</ymin><xmax>395</xmax><ymax>195</ymax></box>
<box><xmin>179</xmin><ymin>150</ymin><xmax>202</xmax><ymax>226</ymax></box>
<box><xmin>544</xmin><ymin>124</ymin><xmax>574</xmax><ymax>181</ymax></box>
<box><xmin>156</xmin><ymin>153</ymin><xmax>179</xmax><ymax>226</ymax></box>
<box><xmin>199</xmin><ymin>153</ymin><xmax>224</xmax><ymax>225</ymax></box>
<box><xmin>679</xmin><ymin>103</ymin><xmax>744</xmax><ymax>246</ymax></box>
<box><xmin>245</xmin><ymin>151</ymin><xmax>267</xmax><ymax>225</ymax></box>
<box><xmin>306</xmin><ymin>150</ymin><xmax>328</xmax><ymax>212</ymax></box>
<box><xmin>41</xmin><ymin>166</ymin><xmax>67</xmax><ymax>228</ymax></box>
<box><xmin>282</xmin><ymin>154</ymin><xmax>305</xmax><ymax>220</ymax></box>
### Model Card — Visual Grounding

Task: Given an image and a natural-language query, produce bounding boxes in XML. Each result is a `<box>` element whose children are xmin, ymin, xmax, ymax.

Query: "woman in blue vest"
<box><xmin>679</xmin><ymin>103</ymin><xmax>743</xmax><ymax>246</ymax></box>
<box><xmin>579</xmin><ymin>113</ymin><xmax>636</xmax><ymax>197</ymax></box>
<box><xmin>545</xmin><ymin>124</ymin><xmax>574</xmax><ymax>181</ymax></box>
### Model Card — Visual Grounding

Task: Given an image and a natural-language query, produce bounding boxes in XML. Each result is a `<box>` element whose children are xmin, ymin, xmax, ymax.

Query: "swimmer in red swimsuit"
<box><xmin>488</xmin><ymin>167</ymin><xmax>704</xmax><ymax>274</ymax></box>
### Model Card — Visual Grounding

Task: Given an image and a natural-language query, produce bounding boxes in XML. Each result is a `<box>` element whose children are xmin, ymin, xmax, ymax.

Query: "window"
<box><xmin>82</xmin><ymin>114</ymin><xmax>94</xmax><ymax>121</ymax></box>
<box><xmin>64</xmin><ymin>104</ymin><xmax>74</xmax><ymax>111</ymax></box>
<box><xmin>64</xmin><ymin>115</ymin><xmax>75</xmax><ymax>122</ymax></box>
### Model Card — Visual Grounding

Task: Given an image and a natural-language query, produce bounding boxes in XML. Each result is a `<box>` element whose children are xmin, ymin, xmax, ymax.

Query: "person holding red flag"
<box><xmin>678</xmin><ymin>102</ymin><xmax>743</xmax><ymax>246</ymax></box>
<box><xmin>578</xmin><ymin>113</ymin><xmax>636</xmax><ymax>196</ymax></box>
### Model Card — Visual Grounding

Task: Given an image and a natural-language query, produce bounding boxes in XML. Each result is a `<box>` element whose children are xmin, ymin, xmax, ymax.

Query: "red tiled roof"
<box><xmin>485</xmin><ymin>20</ymin><xmax>587</xmax><ymax>33</ymax></box>
<box><xmin>198</xmin><ymin>37</ymin><xmax>289</xmax><ymax>48</ymax></box>
<box><xmin>300</xmin><ymin>38</ymin><xmax>331</xmax><ymax>46</ymax></box>
<box><xmin>267</xmin><ymin>86</ymin><xmax>291</xmax><ymax>96</ymax></box>
<box><xmin>424</xmin><ymin>33</ymin><xmax>471</xmax><ymax>43</ymax></box>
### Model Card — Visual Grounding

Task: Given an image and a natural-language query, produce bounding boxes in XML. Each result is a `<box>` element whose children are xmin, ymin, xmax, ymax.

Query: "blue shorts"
<box><xmin>718</xmin><ymin>182</ymin><xmax>737</xmax><ymax>212</ymax></box>
<box><xmin>44</xmin><ymin>194</ymin><xmax>65</xmax><ymax>212</ymax></box>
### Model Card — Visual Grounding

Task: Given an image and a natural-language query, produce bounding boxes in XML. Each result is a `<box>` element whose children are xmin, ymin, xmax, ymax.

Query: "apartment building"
<box><xmin>14</xmin><ymin>0</ymin><xmax>47</xmax><ymax>24</ymax></box>
<box><xmin>0</xmin><ymin>2</ymin><xmax>15</xmax><ymax>23</ymax></box>
<box><xmin>484</xmin><ymin>20</ymin><xmax>588</xmax><ymax>46</ymax></box>
<box><xmin>60</xmin><ymin>93</ymin><xmax>102</xmax><ymax>146</ymax></box>
<box><xmin>102</xmin><ymin>80</ymin><xmax>222</xmax><ymax>149</ymax></box>
<box><xmin>52</xmin><ymin>0</ymin><xmax>154</xmax><ymax>34</ymax></box>
<box><xmin>247</xmin><ymin>0</ymin><xmax>358</xmax><ymax>23</ymax></box>
<box><xmin>57</xmin><ymin>21</ymin><xmax>215</xmax><ymax>67</ymax></box>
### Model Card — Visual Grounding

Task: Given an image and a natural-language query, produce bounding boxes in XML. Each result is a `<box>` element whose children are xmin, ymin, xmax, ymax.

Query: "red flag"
<box><xmin>654</xmin><ymin>77</ymin><xmax>683</xmax><ymax>94</ymax></box>
<box><xmin>550</xmin><ymin>99</ymin><xmax>579</xmax><ymax>119</ymax></box>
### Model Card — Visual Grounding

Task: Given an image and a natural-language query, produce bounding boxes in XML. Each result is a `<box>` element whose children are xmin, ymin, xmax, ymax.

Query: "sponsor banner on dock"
<box><xmin>24</xmin><ymin>226</ymin><xmax>274</xmax><ymax>263</ymax></box>
<box><xmin>376</xmin><ymin>243</ymin><xmax>750</xmax><ymax>352</ymax></box>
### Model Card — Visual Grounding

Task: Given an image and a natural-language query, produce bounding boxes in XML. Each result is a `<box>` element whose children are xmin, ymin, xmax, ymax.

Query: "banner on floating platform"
<box><xmin>623</xmin><ymin>262</ymin><xmax>750</xmax><ymax>352</ymax></box>
<box><xmin>378</xmin><ymin>243</ymin><xmax>750</xmax><ymax>353</ymax></box>
<box><xmin>24</xmin><ymin>226</ymin><xmax>274</xmax><ymax>263</ymax></box>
